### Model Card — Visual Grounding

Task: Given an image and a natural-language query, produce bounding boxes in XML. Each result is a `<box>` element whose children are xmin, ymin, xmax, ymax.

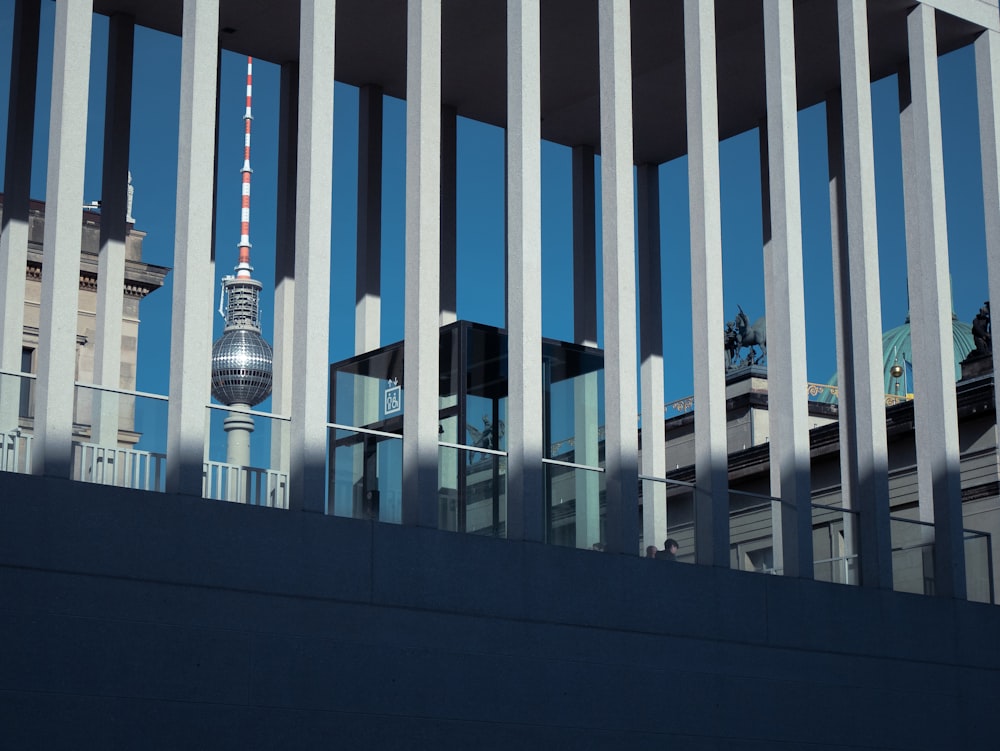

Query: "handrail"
<box><xmin>72</xmin><ymin>379</ymin><xmax>168</xmax><ymax>402</ymax></box>
<box><xmin>542</xmin><ymin>456</ymin><xmax>605</xmax><ymax>472</ymax></box>
<box><xmin>206</xmin><ymin>402</ymin><xmax>291</xmax><ymax>421</ymax></box>
<box><xmin>728</xmin><ymin>487</ymin><xmax>794</xmax><ymax>506</ymax></box>
<box><xmin>326</xmin><ymin>421</ymin><xmax>403</xmax><ymax>440</ymax></box>
<box><xmin>74</xmin><ymin>380</ymin><xmax>297</xmax><ymax>421</ymax></box>
<box><xmin>638</xmin><ymin>474</ymin><xmax>695</xmax><ymax>488</ymax></box>
<box><xmin>811</xmin><ymin>500</ymin><xmax>860</xmax><ymax>515</ymax></box>
<box><xmin>439</xmin><ymin>440</ymin><xmax>507</xmax><ymax>457</ymax></box>
<box><xmin>813</xmin><ymin>553</ymin><xmax>859</xmax><ymax>566</ymax></box>
<box><xmin>888</xmin><ymin>514</ymin><xmax>936</xmax><ymax>529</ymax></box>
<box><xmin>0</xmin><ymin>367</ymin><xmax>35</xmax><ymax>380</ymax></box>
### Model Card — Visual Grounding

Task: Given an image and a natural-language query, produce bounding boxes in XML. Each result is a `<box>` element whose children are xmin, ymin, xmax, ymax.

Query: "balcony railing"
<box><xmin>1</xmin><ymin>429</ymin><xmax>32</xmax><ymax>474</ymax></box>
<box><xmin>73</xmin><ymin>440</ymin><xmax>166</xmax><ymax>492</ymax></box>
<box><xmin>69</xmin><ymin>440</ymin><xmax>289</xmax><ymax>508</ymax></box>
<box><xmin>203</xmin><ymin>459</ymin><xmax>288</xmax><ymax>508</ymax></box>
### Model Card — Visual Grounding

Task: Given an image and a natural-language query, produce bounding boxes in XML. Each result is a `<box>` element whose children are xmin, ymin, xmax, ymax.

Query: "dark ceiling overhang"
<box><xmin>91</xmin><ymin>0</ymin><xmax>987</xmax><ymax>164</ymax></box>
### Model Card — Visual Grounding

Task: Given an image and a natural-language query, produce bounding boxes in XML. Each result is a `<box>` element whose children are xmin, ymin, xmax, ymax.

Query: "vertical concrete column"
<box><xmin>165</xmin><ymin>0</ymin><xmax>219</xmax><ymax>496</ymax></box>
<box><xmin>572</xmin><ymin>145</ymin><xmax>598</xmax><ymax>347</ymax></box>
<box><xmin>93</xmin><ymin>14</ymin><xmax>135</xmax><ymax>451</ymax></box>
<box><xmin>441</xmin><ymin>104</ymin><xmax>458</xmax><ymax>325</ymax></box>
<box><xmin>598</xmin><ymin>0</ymin><xmax>639</xmax><ymax>555</ymax></box>
<box><xmin>899</xmin><ymin>5</ymin><xmax>965</xmax><ymax>598</ymax></box>
<box><xmin>761</xmin><ymin>0</ymin><xmax>812</xmax><ymax>578</ymax></box>
<box><xmin>637</xmin><ymin>164</ymin><xmax>666</xmax><ymax>552</ymax></box>
<box><xmin>356</xmin><ymin>84</ymin><xmax>383</xmax><ymax>354</ymax></box>
<box><xmin>573</xmin><ymin>372</ymin><xmax>601</xmax><ymax>548</ymax></box>
<box><xmin>35</xmin><ymin>0</ymin><xmax>94</xmax><ymax>478</ymax></box>
<box><xmin>833</xmin><ymin>0</ymin><xmax>893</xmax><ymax>589</ymax></box>
<box><xmin>506</xmin><ymin>0</ymin><xmax>544</xmax><ymax>542</ymax></box>
<box><xmin>0</xmin><ymin>0</ymin><xmax>40</xmax><ymax>433</ymax></box>
<box><xmin>402</xmin><ymin>0</ymin><xmax>442</xmax><ymax>526</ymax></box>
<box><xmin>289</xmin><ymin>0</ymin><xmax>336</xmax><ymax>513</ymax></box>
<box><xmin>827</xmin><ymin>93</ymin><xmax>860</xmax><ymax>584</ymax></box>
<box><xmin>270</xmin><ymin>61</ymin><xmax>298</xmax><ymax>489</ymax></box>
<box><xmin>684</xmin><ymin>0</ymin><xmax>729</xmax><ymax>566</ymax></box>
<box><xmin>975</xmin><ymin>31</ymin><xmax>1000</xmax><ymax>434</ymax></box>
<box><xmin>572</xmin><ymin>141</ymin><xmax>599</xmax><ymax>549</ymax></box>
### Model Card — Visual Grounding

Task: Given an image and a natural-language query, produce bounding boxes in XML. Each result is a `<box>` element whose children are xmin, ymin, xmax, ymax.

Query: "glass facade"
<box><xmin>328</xmin><ymin>321</ymin><xmax>605</xmax><ymax>543</ymax></box>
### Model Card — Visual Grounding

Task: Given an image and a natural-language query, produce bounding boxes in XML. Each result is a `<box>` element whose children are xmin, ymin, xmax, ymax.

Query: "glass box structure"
<box><xmin>329</xmin><ymin>321</ymin><xmax>606</xmax><ymax>546</ymax></box>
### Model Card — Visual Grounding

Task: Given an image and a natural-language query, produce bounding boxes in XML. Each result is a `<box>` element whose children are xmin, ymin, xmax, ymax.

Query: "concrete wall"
<box><xmin>2</xmin><ymin>472</ymin><xmax>998</xmax><ymax>749</ymax></box>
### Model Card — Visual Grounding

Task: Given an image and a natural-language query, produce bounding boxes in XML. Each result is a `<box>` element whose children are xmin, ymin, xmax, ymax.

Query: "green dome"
<box><xmin>819</xmin><ymin>315</ymin><xmax>974</xmax><ymax>402</ymax></box>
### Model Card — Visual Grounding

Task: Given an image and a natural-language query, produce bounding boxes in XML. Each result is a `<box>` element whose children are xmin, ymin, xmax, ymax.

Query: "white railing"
<box><xmin>203</xmin><ymin>460</ymin><xmax>288</xmax><ymax>508</ymax></box>
<box><xmin>69</xmin><ymin>441</ymin><xmax>288</xmax><ymax>508</ymax></box>
<box><xmin>72</xmin><ymin>441</ymin><xmax>167</xmax><ymax>492</ymax></box>
<box><xmin>1</xmin><ymin>429</ymin><xmax>33</xmax><ymax>474</ymax></box>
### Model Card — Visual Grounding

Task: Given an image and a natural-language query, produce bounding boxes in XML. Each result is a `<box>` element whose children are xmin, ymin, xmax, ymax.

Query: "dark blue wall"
<box><xmin>2</xmin><ymin>473</ymin><xmax>998</xmax><ymax>749</ymax></box>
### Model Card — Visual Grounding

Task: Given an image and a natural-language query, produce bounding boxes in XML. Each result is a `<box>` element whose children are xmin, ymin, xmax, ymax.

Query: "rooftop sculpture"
<box><xmin>725</xmin><ymin>305</ymin><xmax>766</xmax><ymax>370</ymax></box>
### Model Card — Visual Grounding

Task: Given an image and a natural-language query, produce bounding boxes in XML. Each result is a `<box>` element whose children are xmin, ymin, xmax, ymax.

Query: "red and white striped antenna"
<box><xmin>236</xmin><ymin>55</ymin><xmax>254</xmax><ymax>279</ymax></box>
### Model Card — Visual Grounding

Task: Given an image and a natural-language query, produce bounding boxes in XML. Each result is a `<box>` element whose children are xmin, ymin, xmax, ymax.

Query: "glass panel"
<box><xmin>964</xmin><ymin>530</ymin><xmax>994</xmax><ymax>604</ymax></box>
<box><xmin>545</xmin><ymin>366</ymin><xmax>604</xmax><ymax>464</ymax></box>
<box><xmin>70</xmin><ymin>383</ymin><xmax>169</xmax><ymax>492</ymax></box>
<box><xmin>546</xmin><ymin>463</ymin><xmax>606</xmax><ymax>550</ymax></box>
<box><xmin>0</xmin><ymin>370</ymin><xmax>35</xmax><ymax>474</ymax></box>
<box><xmin>329</xmin><ymin>426</ymin><xmax>402</xmax><ymax>523</ymax></box>
<box><xmin>890</xmin><ymin>516</ymin><xmax>935</xmax><ymax>596</ymax></box>
<box><xmin>329</xmin><ymin>343</ymin><xmax>406</xmax><ymax>429</ymax></box>
<box><xmin>19</xmin><ymin>348</ymin><xmax>34</xmax><ymax>418</ymax></box>
<box><xmin>439</xmin><ymin>444</ymin><xmax>506</xmax><ymax>536</ymax></box>
<box><xmin>664</xmin><ymin>483</ymin><xmax>697</xmax><ymax>563</ymax></box>
<box><xmin>326</xmin><ymin>320</ymin><xmax>607</xmax><ymax>539</ymax></box>
<box><xmin>462</xmin><ymin>324</ymin><xmax>508</xmax><ymax>451</ymax></box>
<box><xmin>729</xmin><ymin>493</ymin><xmax>779</xmax><ymax>574</ymax></box>
<box><xmin>463</xmin><ymin>394</ymin><xmax>506</xmax><ymax>453</ymax></box>
<box><xmin>811</xmin><ymin>504</ymin><xmax>859</xmax><ymax>586</ymax></box>
<box><xmin>439</xmin><ymin>445</ymin><xmax>461</xmax><ymax>531</ymax></box>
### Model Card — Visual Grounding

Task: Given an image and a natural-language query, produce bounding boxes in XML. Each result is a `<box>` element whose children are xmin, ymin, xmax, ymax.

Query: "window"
<box><xmin>19</xmin><ymin>347</ymin><xmax>33</xmax><ymax>419</ymax></box>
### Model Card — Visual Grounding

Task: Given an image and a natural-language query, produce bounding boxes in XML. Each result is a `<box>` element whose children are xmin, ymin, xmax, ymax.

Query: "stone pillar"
<box><xmin>289</xmin><ymin>0</ymin><xmax>336</xmax><ymax>513</ymax></box>
<box><xmin>572</xmin><ymin>144</ymin><xmax>600</xmax><ymax>549</ymax></box>
<box><xmin>598</xmin><ymin>0</ymin><xmax>639</xmax><ymax>555</ymax></box>
<box><xmin>165</xmin><ymin>0</ymin><xmax>219</xmax><ymax>496</ymax></box>
<box><xmin>761</xmin><ymin>0</ymin><xmax>812</xmax><ymax>578</ymax></box>
<box><xmin>93</xmin><ymin>14</ymin><xmax>135</xmax><ymax>452</ymax></box>
<box><xmin>271</xmin><ymin>61</ymin><xmax>298</xmax><ymax>484</ymax></box>
<box><xmin>975</xmin><ymin>30</ymin><xmax>1000</xmax><ymax>440</ymax></box>
<box><xmin>899</xmin><ymin>4</ymin><xmax>965</xmax><ymax>598</ymax></box>
<box><xmin>35</xmin><ymin>0</ymin><xmax>94</xmax><ymax>478</ymax></box>
<box><xmin>830</xmin><ymin>0</ymin><xmax>892</xmax><ymax>589</ymax></box>
<box><xmin>505</xmin><ymin>0</ymin><xmax>544</xmax><ymax>542</ymax></box>
<box><xmin>637</xmin><ymin>163</ymin><xmax>666</xmax><ymax>553</ymax></box>
<box><xmin>402</xmin><ymin>0</ymin><xmax>442</xmax><ymax>526</ymax></box>
<box><xmin>684</xmin><ymin>0</ymin><xmax>729</xmax><ymax>566</ymax></box>
<box><xmin>0</xmin><ymin>0</ymin><xmax>40</xmax><ymax>435</ymax></box>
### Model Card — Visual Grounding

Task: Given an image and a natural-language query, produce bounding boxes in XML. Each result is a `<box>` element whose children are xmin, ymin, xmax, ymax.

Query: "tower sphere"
<box><xmin>211</xmin><ymin>328</ymin><xmax>273</xmax><ymax>406</ymax></box>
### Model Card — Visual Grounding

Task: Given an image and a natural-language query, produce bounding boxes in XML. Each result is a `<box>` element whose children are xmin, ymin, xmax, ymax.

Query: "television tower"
<box><xmin>210</xmin><ymin>57</ymin><xmax>273</xmax><ymax>470</ymax></box>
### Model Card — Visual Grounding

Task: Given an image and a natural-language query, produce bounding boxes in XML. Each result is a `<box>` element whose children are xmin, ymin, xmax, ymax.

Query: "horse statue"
<box><xmin>467</xmin><ymin>414</ymin><xmax>505</xmax><ymax>463</ymax></box>
<box><xmin>726</xmin><ymin>305</ymin><xmax>767</xmax><ymax>368</ymax></box>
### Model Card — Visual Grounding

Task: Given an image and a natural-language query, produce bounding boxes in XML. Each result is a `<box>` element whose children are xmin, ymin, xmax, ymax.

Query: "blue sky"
<box><xmin>0</xmin><ymin>1</ymin><xmax>992</xmax><ymax>463</ymax></box>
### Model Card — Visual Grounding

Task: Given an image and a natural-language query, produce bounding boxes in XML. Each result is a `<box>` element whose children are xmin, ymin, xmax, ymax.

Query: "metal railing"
<box><xmin>203</xmin><ymin>460</ymin><xmax>288</xmax><ymax>508</ymax></box>
<box><xmin>1</xmin><ymin>429</ymin><xmax>33</xmax><ymax>474</ymax></box>
<box><xmin>73</xmin><ymin>441</ymin><xmax>167</xmax><ymax>492</ymax></box>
